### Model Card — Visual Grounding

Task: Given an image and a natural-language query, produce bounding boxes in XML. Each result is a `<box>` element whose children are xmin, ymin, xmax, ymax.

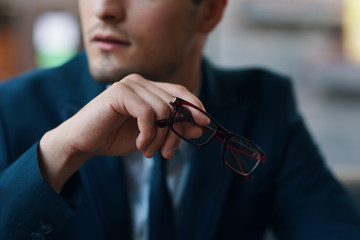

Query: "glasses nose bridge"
<box><xmin>214</xmin><ymin>127</ymin><xmax>232</xmax><ymax>143</ymax></box>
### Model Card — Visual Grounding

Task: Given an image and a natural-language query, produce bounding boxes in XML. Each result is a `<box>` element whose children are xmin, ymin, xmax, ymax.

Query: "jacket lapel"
<box><xmin>79</xmin><ymin>156</ymin><xmax>132</xmax><ymax>239</ymax></box>
<box><xmin>178</xmin><ymin>103</ymin><xmax>249</xmax><ymax>240</ymax></box>
<box><xmin>177</xmin><ymin>60</ymin><xmax>251</xmax><ymax>239</ymax></box>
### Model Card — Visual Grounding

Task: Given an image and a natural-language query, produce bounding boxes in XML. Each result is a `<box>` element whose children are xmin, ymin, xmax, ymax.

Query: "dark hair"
<box><xmin>192</xmin><ymin>0</ymin><xmax>202</xmax><ymax>5</ymax></box>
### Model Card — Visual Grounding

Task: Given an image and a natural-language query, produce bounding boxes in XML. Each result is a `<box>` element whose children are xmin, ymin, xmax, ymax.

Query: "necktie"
<box><xmin>148</xmin><ymin>151</ymin><xmax>177</xmax><ymax>240</ymax></box>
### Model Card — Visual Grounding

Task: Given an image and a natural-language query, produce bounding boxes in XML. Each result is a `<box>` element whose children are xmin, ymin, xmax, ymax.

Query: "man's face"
<box><xmin>78</xmin><ymin>0</ymin><xmax>202</xmax><ymax>83</ymax></box>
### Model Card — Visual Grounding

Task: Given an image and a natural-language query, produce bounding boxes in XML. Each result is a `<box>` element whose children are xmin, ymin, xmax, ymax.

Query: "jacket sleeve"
<box><xmin>272</xmin><ymin>80</ymin><xmax>360</xmax><ymax>239</ymax></box>
<box><xmin>0</xmin><ymin>135</ymin><xmax>79</xmax><ymax>239</ymax></box>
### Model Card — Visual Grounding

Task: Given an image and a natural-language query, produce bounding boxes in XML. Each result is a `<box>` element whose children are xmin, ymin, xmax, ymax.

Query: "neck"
<box><xmin>159</xmin><ymin>38</ymin><xmax>204</xmax><ymax>96</ymax></box>
<box><xmin>172</xmin><ymin>57</ymin><xmax>202</xmax><ymax>96</ymax></box>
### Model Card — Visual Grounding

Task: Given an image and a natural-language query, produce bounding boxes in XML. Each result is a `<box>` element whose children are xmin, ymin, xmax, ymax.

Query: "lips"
<box><xmin>91</xmin><ymin>34</ymin><xmax>130</xmax><ymax>51</ymax></box>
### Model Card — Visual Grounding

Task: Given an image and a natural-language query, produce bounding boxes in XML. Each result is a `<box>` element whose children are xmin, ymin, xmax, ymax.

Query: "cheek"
<box><xmin>78</xmin><ymin>0</ymin><xmax>100</xmax><ymax>40</ymax></box>
<box><xmin>79</xmin><ymin>11</ymin><xmax>92</xmax><ymax>41</ymax></box>
<box><xmin>135</xmin><ymin>13</ymin><xmax>192</xmax><ymax>53</ymax></box>
<box><xmin>134</xmin><ymin>4</ymin><xmax>192</xmax><ymax>38</ymax></box>
<box><xmin>136</xmin><ymin>12</ymin><xmax>172</xmax><ymax>37</ymax></box>
<box><xmin>78</xmin><ymin>0</ymin><xmax>90</xmax><ymax>24</ymax></box>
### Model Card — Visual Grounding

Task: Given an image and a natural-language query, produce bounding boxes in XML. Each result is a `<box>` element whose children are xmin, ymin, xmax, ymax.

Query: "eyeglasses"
<box><xmin>155</xmin><ymin>97</ymin><xmax>266</xmax><ymax>179</ymax></box>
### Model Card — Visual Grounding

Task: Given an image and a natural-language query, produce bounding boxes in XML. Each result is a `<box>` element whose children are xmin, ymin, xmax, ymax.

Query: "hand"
<box><xmin>38</xmin><ymin>74</ymin><xmax>204</xmax><ymax>191</ymax></box>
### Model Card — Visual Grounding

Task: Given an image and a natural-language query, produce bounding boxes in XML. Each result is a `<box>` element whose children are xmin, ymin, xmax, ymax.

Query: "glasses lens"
<box><xmin>223</xmin><ymin>136</ymin><xmax>262</xmax><ymax>175</ymax></box>
<box><xmin>171</xmin><ymin>104</ymin><xmax>216</xmax><ymax>146</ymax></box>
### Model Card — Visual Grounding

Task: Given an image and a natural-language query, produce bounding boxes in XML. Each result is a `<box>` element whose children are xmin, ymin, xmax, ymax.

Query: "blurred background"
<box><xmin>0</xmin><ymin>0</ymin><xmax>359</xmax><ymax>206</ymax></box>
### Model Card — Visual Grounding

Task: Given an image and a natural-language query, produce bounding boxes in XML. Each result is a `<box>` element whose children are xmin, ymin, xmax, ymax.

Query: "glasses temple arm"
<box><xmin>156</xmin><ymin>116</ymin><xmax>214</xmax><ymax>133</ymax></box>
<box><xmin>156</xmin><ymin>118</ymin><xmax>264</xmax><ymax>162</ymax></box>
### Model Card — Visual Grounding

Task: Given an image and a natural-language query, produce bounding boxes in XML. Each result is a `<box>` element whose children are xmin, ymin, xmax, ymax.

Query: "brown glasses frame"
<box><xmin>155</xmin><ymin>97</ymin><xmax>266</xmax><ymax>179</ymax></box>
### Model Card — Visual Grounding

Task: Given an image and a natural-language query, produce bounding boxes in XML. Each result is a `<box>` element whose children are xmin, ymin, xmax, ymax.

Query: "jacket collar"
<box><xmin>58</xmin><ymin>52</ymin><xmax>107</xmax><ymax>121</ymax></box>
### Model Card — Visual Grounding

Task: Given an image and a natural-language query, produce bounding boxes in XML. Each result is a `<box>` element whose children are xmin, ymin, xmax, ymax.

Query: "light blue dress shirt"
<box><xmin>123</xmin><ymin>141</ymin><xmax>191</xmax><ymax>240</ymax></box>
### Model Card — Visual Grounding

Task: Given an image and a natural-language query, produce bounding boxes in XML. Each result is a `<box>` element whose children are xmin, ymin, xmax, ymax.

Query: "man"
<box><xmin>1</xmin><ymin>0</ymin><xmax>360</xmax><ymax>239</ymax></box>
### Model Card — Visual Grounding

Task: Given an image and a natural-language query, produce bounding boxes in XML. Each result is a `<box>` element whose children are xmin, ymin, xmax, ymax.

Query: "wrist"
<box><xmin>38</xmin><ymin>129</ymin><xmax>89</xmax><ymax>192</ymax></box>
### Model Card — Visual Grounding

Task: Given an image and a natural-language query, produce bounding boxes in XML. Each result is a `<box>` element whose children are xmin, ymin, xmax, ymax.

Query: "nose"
<box><xmin>94</xmin><ymin>0</ymin><xmax>126</xmax><ymax>23</ymax></box>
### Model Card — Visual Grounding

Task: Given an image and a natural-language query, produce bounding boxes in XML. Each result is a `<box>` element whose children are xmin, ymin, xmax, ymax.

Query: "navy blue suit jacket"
<box><xmin>1</xmin><ymin>53</ymin><xmax>360</xmax><ymax>240</ymax></box>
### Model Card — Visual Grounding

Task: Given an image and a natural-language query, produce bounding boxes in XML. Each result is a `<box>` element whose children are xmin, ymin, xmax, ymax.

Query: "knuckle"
<box><xmin>119</xmin><ymin>76</ymin><xmax>131</xmax><ymax>85</ymax></box>
<box><xmin>119</xmin><ymin>73</ymin><xmax>148</xmax><ymax>87</ymax></box>
<box><xmin>173</xmin><ymin>84</ymin><xmax>188</xmax><ymax>94</ymax></box>
<box><xmin>141</xmin><ymin>104</ymin><xmax>154</xmax><ymax>118</ymax></box>
<box><xmin>111</xmin><ymin>81</ymin><xmax>126</xmax><ymax>91</ymax></box>
<box><xmin>125</xmin><ymin>73</ymin><xmax>143</xmax><ymax>82</ymax></box>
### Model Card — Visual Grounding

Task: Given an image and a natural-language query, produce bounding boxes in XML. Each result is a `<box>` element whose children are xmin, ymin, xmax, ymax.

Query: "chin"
<box><xmin>88</xmin><ymin>54</ymin><xmax>172</xmax><ymax>83</ymax></box>
<box><xmin>87</xmin><ymin>56</ymin><xmax>129</xmax><ymax>83</ymax></box>
<box><xmin>89</xmin><ymin>64</ymin><xmax>136</xmax><ymax>84</ymax></box>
